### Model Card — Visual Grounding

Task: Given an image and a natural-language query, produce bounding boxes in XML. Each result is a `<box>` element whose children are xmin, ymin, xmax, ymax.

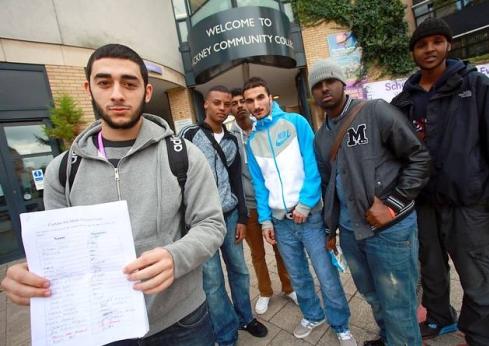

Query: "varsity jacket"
<box><xmin>314</xmin><ymin>99</ymin><xmax>431</xmax><ymax>240</ymax></box>
<box><xmin>181</xmin><ymin>122</ymin><xmax>248</xmax><ymax>224</ymax></box>
<box><xmin>391</xmin><ymin>59</ymin><xmax>489</xmax><ymax>206</ymax></box>
<box><xmin>43</xmin><ymin>114</ymin><xmax>226</xmax><ymax>336</ymax></box>
<box><xmin>246</xmin><ymin>102</ymin><xmax>322</xmax><ymax>230</ymax></box>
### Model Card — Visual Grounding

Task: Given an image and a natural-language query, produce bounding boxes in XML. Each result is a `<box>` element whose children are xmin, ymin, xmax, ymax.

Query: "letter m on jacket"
<box><xmin>347</xmin><ymin>124</ymin><xmax>368</xmax><ymax>147</ymax></box>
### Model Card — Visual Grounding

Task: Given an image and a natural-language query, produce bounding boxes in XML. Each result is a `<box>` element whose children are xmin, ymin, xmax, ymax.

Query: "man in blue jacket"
<box><xmin>392</xmin><ymin>18</ymin><xmax>489</xmax><ymax>346</ymax></box>
<box><xmin>181</xmin><ymin>85</ymin><xmax>267</xmax><ymax>346</ymax></box>
<box><xmin>243</xmin><ymin>77</ymin><xmax>356</xmax><ymax>346</ymax></box>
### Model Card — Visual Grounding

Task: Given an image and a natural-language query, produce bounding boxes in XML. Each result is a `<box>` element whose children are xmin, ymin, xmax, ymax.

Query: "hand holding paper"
<box><xmin>124</xmin><ymin>247</ymin><xmax>175</xmax><ymax>294</ymax></box>
<box><xmin>1</xmin><ymin>262</ymin><xmax>51</xmax><ymax>305</ymax></box>
<box><xmin>19</xmin><ymin>200</ymin><xmax>149</xmax><ymax>346</ymax></box>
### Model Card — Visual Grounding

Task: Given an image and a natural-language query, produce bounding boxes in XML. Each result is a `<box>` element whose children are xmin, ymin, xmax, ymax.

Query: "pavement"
<box><xmin>0</xmin><ymin>242</ymin><xmax>467</xmax><ymax>346</ymax></box>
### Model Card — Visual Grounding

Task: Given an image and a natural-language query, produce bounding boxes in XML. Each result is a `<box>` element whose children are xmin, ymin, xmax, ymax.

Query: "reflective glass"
<box><xmin>191</xmin><ymin>0</ymin><xmax>232</xmax><ymax>25</ymax></box>
<box><xmin>5</xmin><ymin>124</ymin><xmax>51</xmax><ymax>155</ymax></box>
<box><xmin>0</xmin><ymin>182</ymin><xmax>19</xmax><ymax>258</ymax></box>
<box><xmin>237</xmin><ymin>0</ymin><xmax>280</xmax><ymax>10</ymax></box>
<box><xmin>173</xmin><ymin>0</ymin><xmax>188</xmax><ymax>20</ymax></box>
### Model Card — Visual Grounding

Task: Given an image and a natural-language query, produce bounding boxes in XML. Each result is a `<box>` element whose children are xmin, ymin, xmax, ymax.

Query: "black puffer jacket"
<box><xmin>391</xmin><ymin>60</ymin><xmax>489</xmax><ymax>206</ymax></box>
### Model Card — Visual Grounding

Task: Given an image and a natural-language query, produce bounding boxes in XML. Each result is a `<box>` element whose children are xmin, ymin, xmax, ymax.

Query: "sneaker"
<box><xmin>240</xmin><ymin>318</ymin><xmax>268</xmax><ymax>337</ymax></box>
<box><xmin>336</xmin><ymin>330</ymin><xmax>357</xmax><ymax>346</ymax></box>
<box><xmin>363</xmin><ymin>338</ymin><xmax>385</xmax><ymax>346</ymax></box>
<box><xmin>287</xmin><ymin>291</ymin><xmax>299</xmax><ymax>305</ymax></box>
<box><xmin>255</xmin><ymin>296</ymin><xmax>270</xmax><ymax>314</ymax></box>
<box><xmin>419</xmin><ymin>320</ymin><xmax>458</xmax><ymax>339</ymax></box>
<box><xmin>293</xmin><ymin>318</ymin><xmax>325</xmax><ymax>338</ymax></box>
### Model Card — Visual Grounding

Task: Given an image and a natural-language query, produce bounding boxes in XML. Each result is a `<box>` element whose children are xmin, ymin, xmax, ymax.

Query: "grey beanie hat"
<box><xmin>308</xmin><ymin>59</ymin><xmax>347</xmax><ymax>90</ymax></box>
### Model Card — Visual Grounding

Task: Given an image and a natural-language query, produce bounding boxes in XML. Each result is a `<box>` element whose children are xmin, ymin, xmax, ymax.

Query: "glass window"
<box><xmin>178</xmin><ymin>21</ymin><xmax>189</xmax><ymax>41</ymax></box>
<box><xmin>283</xmin><ymin>2</ymin><xmax>295</xmax><ymax>22</ymax></box>
<box><xmin>190</xmin><ymin>0</ymin><xmax>208</xmax><ymax>13</ymax></box>
<box><xmin>5</xmin><ymin>125</ymin><xmax>51</xmax><ymax>155</ymax></box>
<box><xmin>191</xmin><ymin>0</ymin><xmax>232</xmax><ymax>25</ymax></box>
<box><xmin>173</xmin><ymin>0</ymin><xmax>188</xmax><ymax>20</ymax></box>
<box><xmin>237</xmin><ymin>0</ymin><xmax>280</xmax><ymax>10</ymax></box>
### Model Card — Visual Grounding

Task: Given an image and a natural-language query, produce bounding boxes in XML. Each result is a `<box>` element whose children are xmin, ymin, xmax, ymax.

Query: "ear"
<box><xmin>83</xmin><ymin>81</ymin><xmax>92</xmax><ymax>99</ymax></box>
<box><xmin>447</xmin><ymin>42</ymin><xmax>452</xmax><ymax>52</ymax></box>
<box><xmin>144</xmin><ymin>83</ymin><xmax>153</xmax><ymax>103</ymax></box>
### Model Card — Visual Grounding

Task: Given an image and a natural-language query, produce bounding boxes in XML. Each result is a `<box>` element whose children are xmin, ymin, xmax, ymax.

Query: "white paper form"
<box><xmin>20</xmin><ymin>201</ymin><xmax>149</xmax><ymax>346</ymax></box>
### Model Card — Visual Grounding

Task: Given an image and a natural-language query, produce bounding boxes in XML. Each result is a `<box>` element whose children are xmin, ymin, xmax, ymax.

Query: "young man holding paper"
<box><xmin>1</xmin><ymin>44</ymin><xmax>225</xmax><ymax>346</ymax></box>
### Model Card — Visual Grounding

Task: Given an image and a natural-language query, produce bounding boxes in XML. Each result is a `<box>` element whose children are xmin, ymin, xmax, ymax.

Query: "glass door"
<box><xmin>0</xmin><ymin>121</ymin><xmax>59</xmax><ymax>262</ymax></box>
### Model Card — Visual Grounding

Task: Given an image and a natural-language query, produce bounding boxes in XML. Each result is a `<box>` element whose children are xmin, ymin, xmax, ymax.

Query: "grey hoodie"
<box><xmin>43</xmin><ymin>114</ymin><xmax>226</xmax><ymax>336</ymax></box>
<box><xmin>230</xmin><ymin>121</ymin><xmax>256</xmax><ymax>209</ymax></box>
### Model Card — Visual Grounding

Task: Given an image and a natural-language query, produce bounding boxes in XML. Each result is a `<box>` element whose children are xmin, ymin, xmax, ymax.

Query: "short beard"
<box><xmin>91</xmin><ymin>93</ymin><xmax>145</xmax><ymax>130</ymax></box>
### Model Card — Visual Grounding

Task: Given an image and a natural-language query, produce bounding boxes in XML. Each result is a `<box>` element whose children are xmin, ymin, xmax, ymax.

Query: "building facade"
<box><xmin>1</xmin><ymin>0</ymin><xmax>487</xmax><ymax>263</ymax></box>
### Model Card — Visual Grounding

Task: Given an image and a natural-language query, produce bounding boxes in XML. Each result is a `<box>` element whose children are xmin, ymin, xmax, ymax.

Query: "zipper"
<box><xmin>266</xmin><ymin>128</ymin><xmax>288</xmax><ymax>211</ymax></box>
<box><xmin>114</xmin><ymin>167</ymin><xmax>122</xmax><ymax>200</ymax></box>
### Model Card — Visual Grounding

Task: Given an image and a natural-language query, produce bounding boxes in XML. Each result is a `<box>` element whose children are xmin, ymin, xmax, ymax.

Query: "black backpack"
<box><xmin>58</xmin><ymin>135</ymin><xmax>190</xmax><ymax>237</ymax></box>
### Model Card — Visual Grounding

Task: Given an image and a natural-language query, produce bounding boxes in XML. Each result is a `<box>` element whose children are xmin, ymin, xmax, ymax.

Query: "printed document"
<box><xmin>21</xmin><ymin>201</ymin><xmax>149</xmax><ymax>346</ymax></box>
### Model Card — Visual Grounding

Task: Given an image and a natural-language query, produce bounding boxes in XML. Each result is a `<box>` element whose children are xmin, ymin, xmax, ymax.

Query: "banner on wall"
<box><xmin>326</xmin><ymin>32</ymin><xmax>366</xmax><ymax>99</ymax></box>
<box><xmin>361</xmin><ymin>63</ymin><xmax>489</xmax><ymax>102</ymax></box>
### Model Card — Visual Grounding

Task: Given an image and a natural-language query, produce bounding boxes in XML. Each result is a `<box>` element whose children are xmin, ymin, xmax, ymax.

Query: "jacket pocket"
<box><xmin>468</xmin><ymin>244</ymin><xmax>489</xmax><ymax>280</ymax></box>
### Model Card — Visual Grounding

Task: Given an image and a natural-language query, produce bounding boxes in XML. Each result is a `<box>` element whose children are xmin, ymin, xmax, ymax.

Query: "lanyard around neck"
<box><xmin>97</xmin><ymin>131</ymin><xmax>107</xmax><ymax>159</ymax></box>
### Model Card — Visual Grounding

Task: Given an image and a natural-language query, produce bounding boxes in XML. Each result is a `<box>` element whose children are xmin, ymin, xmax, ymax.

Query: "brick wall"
<box><xmin>302</xmin><ymin>21</ymin><xmax>348</xmax><ymax>67</ymax></box>
<box><xmin>167</xmin><ymin>87</ymin><xmax>195</xmax><ymax>122</ymax></box>
<box><xmin>45</xmin><ymin>65</ymin><xmax>95</xmax><ymax>127</ymax></box>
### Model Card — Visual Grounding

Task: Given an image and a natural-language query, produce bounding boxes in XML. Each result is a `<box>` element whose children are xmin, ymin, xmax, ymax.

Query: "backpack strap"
<box><xmin>58</xmin><ymin>149</ymin><xmax>82</xmax><ymax>190</ymax></box>
<box><xmin>165</xmin><ymin>136</ymin><xmax>189</xmax><ymax>238</ymax></box>
<box><xmin>201</xmin><ymin>127</ymin><xmax>230</xmax><ymax>172</ymax></box>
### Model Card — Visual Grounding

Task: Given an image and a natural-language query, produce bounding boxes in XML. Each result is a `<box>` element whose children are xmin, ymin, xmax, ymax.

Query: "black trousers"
<box><xmin>417</xmin><ymin>202</ymin><xmax>489</xmax><ymax>346</ymax></box>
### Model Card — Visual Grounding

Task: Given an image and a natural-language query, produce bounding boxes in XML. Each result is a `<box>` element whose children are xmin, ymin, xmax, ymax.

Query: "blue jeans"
<box><xmin>273</xmin><ymin>211</ymin><xmax>351</xmax><ymax>332</ymax></box>
<box><xmin>203</xmin><ymin>209</ymin><xmax>253</xmax><ymax>346</ymax></box>
<box><xmin>339</xmin><ymin>212</ymin><xmax>421</xmax><ymax>346</ymax></box>
<box><xmin>106</xmin><ymin>301</ymin><xmax>214</xmax><ymax>346</ymax></box>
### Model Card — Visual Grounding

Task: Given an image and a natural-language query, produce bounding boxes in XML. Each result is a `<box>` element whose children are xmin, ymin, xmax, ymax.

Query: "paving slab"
<box><xmin>6</xmin><ymin>299</ymin><xmax>30</xmax><ymax>346</ymax></box>
<box><xmin>269</xmin><ymin>330</ymin><xmax>314</xmax><ymax>346</ymax></box>
<box><xmin>0</xmin><ymin>292</ymin><xmax>6</xmax><ymax>346</ymax></box>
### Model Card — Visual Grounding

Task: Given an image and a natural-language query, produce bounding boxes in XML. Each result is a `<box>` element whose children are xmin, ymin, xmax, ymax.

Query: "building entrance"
<box><xmin>0</xmin><ymin>121</ymin><xmax>59</xmax><ymax>262</ymax></box>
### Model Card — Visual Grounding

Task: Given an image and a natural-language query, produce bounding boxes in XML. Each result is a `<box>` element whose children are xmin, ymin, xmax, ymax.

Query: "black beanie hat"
<box><xmin>409</xmin><ymin>17</ymin><xmax>453</xmax><ymax>50</ymax></box>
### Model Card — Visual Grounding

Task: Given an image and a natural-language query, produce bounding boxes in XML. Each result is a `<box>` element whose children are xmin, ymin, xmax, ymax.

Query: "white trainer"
<box><xmin>255</xmin><ymin>296</ymin><xmax>270</xmax><ymax>314</ymax></box>
<box><xmin>287</xmin><ymin>291</ymin><xmax>299</xmax><ymax>305</ymax></box>
<box><xmin>293</xmin><ymin>318</ymin><xmax>325</xmax><ymax>338</ymax></box>
<box><xmin>336</xmin><ymin>330</ymin><xmax>357</xmax><ymax>346</ymax></box>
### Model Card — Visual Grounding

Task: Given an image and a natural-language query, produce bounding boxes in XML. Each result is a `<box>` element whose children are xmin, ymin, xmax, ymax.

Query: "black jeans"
<box><xmin>417</xmin><ymin>202</ymin><xmax>489</xmax><ymax>346</ymax></box>
<box><xmin>106</xmin><ymin>301</ymin><xmax>215</xmax><ymax>346</ymax></box>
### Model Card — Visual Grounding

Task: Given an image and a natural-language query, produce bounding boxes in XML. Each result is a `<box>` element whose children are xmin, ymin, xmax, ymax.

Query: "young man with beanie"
<box><xmin>310</xmin><ymin>59</ymin><xmax>431</xmax><ymax>346</ymax></box>
<box><xmin>180</xmin><ymin>85</ymin><xmax>267</xmax><ymax>346</ymax></box>
<box><xmin>243</xmin><ymin>77</ymin><xmax>357</xmax><ymax>345</ymax></box>
<box><xmin>229</xmin><ymin>88</ymin><xmax>298</xmax><ymax>315</ymax></box>
<box><xmin>1</xmin><ymin>44</ymin><xmax>226</xmax><ymax>345</ymax></box>
<box><xmin>392</xmin><ymin>17</ymin><xmax>489</xmax><ymax>346</ymax></box>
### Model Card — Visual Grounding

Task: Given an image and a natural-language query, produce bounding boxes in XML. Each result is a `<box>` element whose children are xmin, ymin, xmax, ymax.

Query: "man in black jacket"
<box><xmin>310</xmin><ymin>60</ymin><xmax>431</xmax><ymax>346</ymax></box>
<box><xmin>391</xmin><ymin>18</ymin><xmax>489</xmax><ymax>346</ymax></box>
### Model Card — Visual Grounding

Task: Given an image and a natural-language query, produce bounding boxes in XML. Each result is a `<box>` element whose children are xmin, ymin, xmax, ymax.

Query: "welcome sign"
<box><xmin>187</xmin><ymin>6</ymin><xmax>296</xmax><ymax>83</ymax></box>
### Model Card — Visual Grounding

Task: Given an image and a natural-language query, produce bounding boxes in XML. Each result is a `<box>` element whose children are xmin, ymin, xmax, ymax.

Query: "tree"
<box><xmin>44</xmin><ymin>94</ymin><xmax>84</xmax><ymax>150</ymax></box>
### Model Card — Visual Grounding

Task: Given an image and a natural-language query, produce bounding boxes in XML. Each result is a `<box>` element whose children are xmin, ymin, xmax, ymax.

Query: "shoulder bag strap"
<box><xmin>329</xmin><ymin>101</ymin><xmax>367</xmax><ymax>162</ymax></box>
